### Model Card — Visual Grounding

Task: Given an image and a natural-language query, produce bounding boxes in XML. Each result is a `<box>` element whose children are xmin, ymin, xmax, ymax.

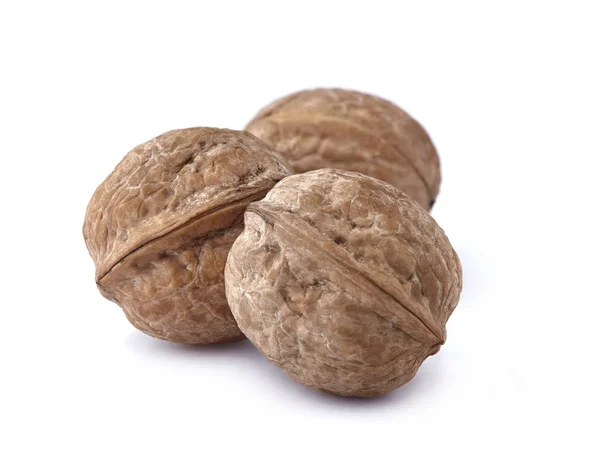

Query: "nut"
<box><xmin>225</xmin><ymin>169</ymin><xmax>461</xmax><ymax>396</ymax></box>
<box><xmin>83</xmin><ymin>127</ymin><xmax>291</xmax><ymax>344</ymax></box>
<box><xmin>245</xmin><ymin>88</ymin><xmax>441</xmax><ymax>210</ymax></box>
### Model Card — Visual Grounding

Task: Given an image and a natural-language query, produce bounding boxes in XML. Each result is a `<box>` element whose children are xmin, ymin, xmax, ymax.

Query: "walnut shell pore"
<box><xmin>225</xmin><ymin>169</ymin><xmax>461</xmax><ymax>396</ymax></box>
<box><xmin>83</xmin><ymin>128</ymin><xmax>291</xmax><ymax>344</ymax></box>
<box><xmin>245</xmin><ymin>88</ymin><xmax>441</xmax><ymax>210</ymax></box>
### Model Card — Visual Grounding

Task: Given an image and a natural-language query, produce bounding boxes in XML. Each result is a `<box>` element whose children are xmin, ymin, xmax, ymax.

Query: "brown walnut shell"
<box><xmin>83</xmin><ymin>128</ymin><xmax>292</xmax><ymax>344</ymax></box>
<box><xmin>225</xmin><ymin>169</ymin><xmax>461</xmax><ymax>396</ymax></box>
<box><xmin>245</xmin><ymin>88</ymin><xmax>440</xmax><ymax>210</ymax></box>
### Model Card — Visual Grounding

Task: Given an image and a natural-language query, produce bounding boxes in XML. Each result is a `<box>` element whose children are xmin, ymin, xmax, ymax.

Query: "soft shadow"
<box><xmin>125</xmin><ymin>330</ymin><xmax>447</xmax><ymax>409</ymax></box>
<box><xmin>124</xmin><ymin>331</ymin><xmax>259</xmax><ymax>359</ymax></box>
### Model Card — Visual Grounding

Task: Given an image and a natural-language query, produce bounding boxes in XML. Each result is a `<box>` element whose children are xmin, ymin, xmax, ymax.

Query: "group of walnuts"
<box><xmin>83</xmin><ymin>88</ymin><xmax>462</xmax><ymax>397</ymax></box>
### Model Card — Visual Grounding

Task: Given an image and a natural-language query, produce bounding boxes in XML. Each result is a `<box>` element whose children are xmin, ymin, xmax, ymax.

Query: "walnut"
<box><xmin>225</xmin><ymin>169</ymin><xmax>461</xmax><ymax>396</ymax></box>
<box><xmin>83</xmin><ymin>128</ymin><xmax>291</xmax><ymax>344</ymax></box>
<box><xmin>245</xmin><ymin>88</ymin><xmax>440</xmax><ymax>210</ymax></box>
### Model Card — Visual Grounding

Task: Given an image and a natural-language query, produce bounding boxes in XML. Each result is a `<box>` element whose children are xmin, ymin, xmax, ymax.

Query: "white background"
<box><xmin>1</xmin><ymin>1</ymin><xmax>599</xmax><ymax>456</ymax></box>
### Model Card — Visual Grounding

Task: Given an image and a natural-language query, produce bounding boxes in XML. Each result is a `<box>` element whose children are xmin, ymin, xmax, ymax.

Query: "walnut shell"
<box><xmin>83</xmin><ymin>128</ymin><xmax>292</xmax><ymax>344</ymax></box>
<box><xmin>245</xmin><ymin>88</ymin><xmax>441</xmax><ymax>210</ymax></box>
<box><xmin>225</xmin><ymin>169</ymin><xmax>461</xmax><ymax>396</ymax></box>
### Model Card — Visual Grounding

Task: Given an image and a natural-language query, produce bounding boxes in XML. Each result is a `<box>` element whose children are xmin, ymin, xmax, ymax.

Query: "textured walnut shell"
<box><xmin>225</xmin><ymin>169</ymin><xmax>461</xmax><ymax>396</ymax></box>
<box><xmin>245</xmin><ymin>88</ymin><xmax>440</xmax><ymax>210</ymax></box>
<box><xmin>83</xmin><ymin>128</ymin><xmax>291</xmax><ymax>344</ymax></box>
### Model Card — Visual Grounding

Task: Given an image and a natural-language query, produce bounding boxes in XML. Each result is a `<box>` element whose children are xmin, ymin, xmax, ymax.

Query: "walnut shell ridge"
<box><xmin>83</xmin><ymin>127</ymin><xmax>292</xmax><ymax>344</ymax></box>
<box><xmin>245</xmin><ymin>88</ymin><xmax>441</xmax><ymax>210</ymax></box>
<box><xmin>225</xmin><ymin>169</ymin><xmax>461</xmax><ymax>396</ymax></box>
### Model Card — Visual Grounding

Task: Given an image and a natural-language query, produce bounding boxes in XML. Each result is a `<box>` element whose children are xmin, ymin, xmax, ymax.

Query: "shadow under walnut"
<box><xmin>83</xmin><ymin>127</ymin><xmax>292</xmax><ymax>344</ymax></box>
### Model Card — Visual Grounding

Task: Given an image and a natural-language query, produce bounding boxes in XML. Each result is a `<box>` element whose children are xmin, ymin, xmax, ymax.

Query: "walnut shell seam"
<box><xmin>247</xmin><ymin>204</ymin><xmax>445</xmax><ymax>344</ymax></box>
<box><xmin>96</xmin><ymin>186</ymin><xmax>276</xmax><ymax>284</ymax></box>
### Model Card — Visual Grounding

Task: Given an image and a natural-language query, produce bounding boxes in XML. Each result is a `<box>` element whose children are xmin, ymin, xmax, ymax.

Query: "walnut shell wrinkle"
<box><xmin>83</xmin><ymin>127</ymin><xmax>292</xmax><ymax>344</ymax></box>
<box><xmin>225</xmin><ymin>169</ymin><xmax>462</xmax><ymax>396</ymax></box>
<box><xmin>245</xmin><ymin>88</ymin><xmax>441</xmax><ymax>210</ymax></box>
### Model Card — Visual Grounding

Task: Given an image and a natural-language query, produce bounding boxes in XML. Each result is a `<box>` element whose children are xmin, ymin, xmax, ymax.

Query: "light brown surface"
<box><xmin>83</xmin><ymin>128</ymin><xmax>291</xmax><ymax>344</ymax></box>
<box><xmin>245</xmin><ymin>88</ymin><xmax>440</xmax><ymax>209</ymax></box>
<box><xmin>225</xmin><ymin>169</ymin><xmax>461</xmax><ymax>396</ymax></box>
